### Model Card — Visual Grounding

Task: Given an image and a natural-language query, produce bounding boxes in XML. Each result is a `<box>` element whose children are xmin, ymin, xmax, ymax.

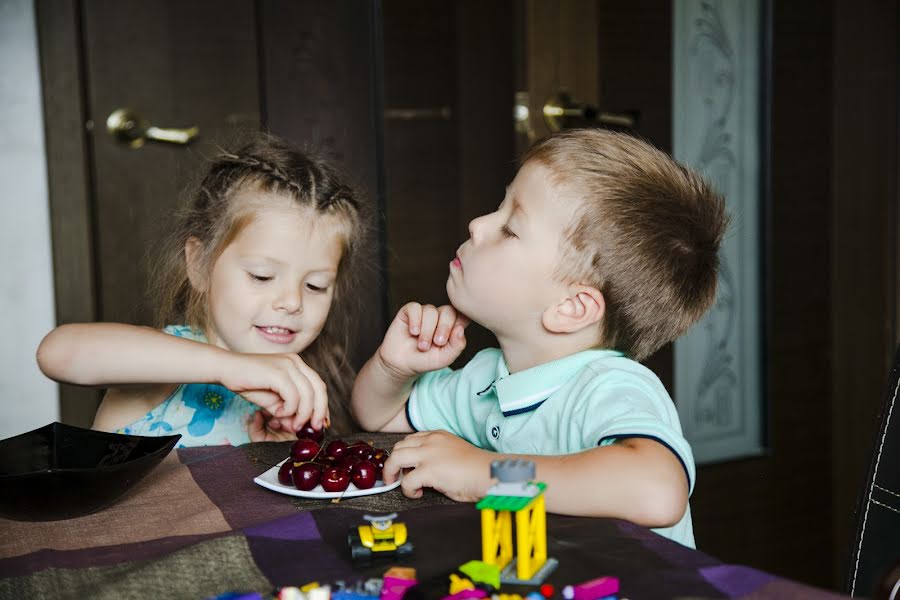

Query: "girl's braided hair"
<box><xmin>151</xmin><ymin>133</ymin><xmax>371</xmax><ymax>433</ymax></box>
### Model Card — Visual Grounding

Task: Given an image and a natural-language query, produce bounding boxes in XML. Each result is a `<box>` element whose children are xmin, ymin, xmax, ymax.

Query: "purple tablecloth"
<box><xmin>0</xmin><ymin>435</ymin><xmax>848</xmax><ymax>599</ymax></box>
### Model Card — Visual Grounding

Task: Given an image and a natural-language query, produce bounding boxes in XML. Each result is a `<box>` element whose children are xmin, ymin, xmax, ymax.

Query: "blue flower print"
<box><xmin>183</xmin><ymin>384</ymin><xmax>233</xmax><ymax>437</ymax></box>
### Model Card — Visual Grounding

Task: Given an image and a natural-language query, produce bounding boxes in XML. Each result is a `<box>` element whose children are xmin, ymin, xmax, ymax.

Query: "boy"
<box><xmin>351</xmin><ymin>129</ymin><xmax>728</xmax><ymax>548</ymax></box>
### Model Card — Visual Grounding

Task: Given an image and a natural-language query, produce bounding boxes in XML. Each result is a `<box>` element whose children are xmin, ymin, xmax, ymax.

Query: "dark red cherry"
<box><xmin>290</xmin><ymin>439</ymin><xmax>321</xmax><ymax>462</ymax></box>
<box><xmin>350</xmin><ymin>460</ymin><xmax>377</xmax><ymax>489</ymax></box>
<box><xmin>278</xmin><ymin>461</ymin><xmax>295</xmax><ymax>486</ymax></box>
<box><xmin>325</xmin><ymin>439</ymin><xmax>348</xmax><ymax>459</ymax></box>
<box><xmin>313</xmin><ymin>455</ymin><xmax>336</xmax><ymax>467</ymax></box>
<box><xmin>321</xmin><ymin>467</ymin><xmax>351</xmax><ymax>492</ymax></box>
<box><xmin>295</xmin><ymin>421</ymin><xmax>324</xmax><ymax>444</ymax></box>
<box><xmin>291</xmin><ymin>462</ymin><xmax>323</xmax><ymax>491</ymax></box>
<box><xmin>335</xmin><ymin>454</ymin><xmax>362</xmax><ymax>471</ymax></box>
<box><xmin>348</xmin><ymin>442</ymin><xmax>374</xmax><ymax>461</ymax></box>
<box><xmin>369</xmin><ymin>448</ymin><xmax>389</xmax><ymax>470</ymax></box>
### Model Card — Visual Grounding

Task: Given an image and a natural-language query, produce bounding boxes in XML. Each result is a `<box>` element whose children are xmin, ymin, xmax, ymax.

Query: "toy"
<box><xmin>348</xmin><ymin>513</ymin><xmax>414</xmax><ymax>565</ymax></box>
<box><xmin>476</xmin><ymin>460</ymin><xmax>558</xmax><ymax>585</ymax></box>
<box><xmin>380</xmin><ymin>575</ymin><xmax>417</xmax><ymax>600</ymax></box>
<box><xmin>561</xmin><ymin>576</ymin><xmax>619</xmax><ymax>600</ymax></box>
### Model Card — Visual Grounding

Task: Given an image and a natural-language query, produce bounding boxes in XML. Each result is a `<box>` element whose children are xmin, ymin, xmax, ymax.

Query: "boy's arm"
<box><xmin>384</xmin><ymin>431</ymin><xmax>689</xmax><ymax>528</ymax></box>
<box><xmin>350</xmin><ymin>350</ymin><xmax>417</xmax><ymax>432</ymax></box>
<box><xmin>528</xmin><ymin>438</ymin><xmax>689</xmax><ymax>526</ymax></box>
<box><xmin>351</xmin><ymin>302</ymin><xmax>468</xmax><ymax>432</ymax></box>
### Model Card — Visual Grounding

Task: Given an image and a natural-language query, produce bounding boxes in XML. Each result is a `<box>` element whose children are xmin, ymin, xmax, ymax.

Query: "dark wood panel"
<box><xmin>35</xmin><ymin>0</ymin><xmax>102</xmax><ymax>427</ymax></box>
<box><xmin>82</xmin><ymin>0</ymin><xmax>261</xmax><ymax>326</ymax></box>
<box><xmin>456</xmin><ymin>0</ymin><xmax>516</xmax><ymax>360</ymax></box>
<box><xmin>831</xmin><ymin>0</ymin><xmax>898</xmax><ymax>586</ymax></box>
<box><xmin>260</xmin><ymin>0</ymin><xmax>388</xmax><ymax>367</ymax></box>
<box><xmin>382</xmin><ymin>0</ymin><xmax>459</xmax><ymax>313</ymax></box>
<box><xmin>381</xmin><ymin>1</ymin><xmax>515</xmax><ymax>363</ymax></box>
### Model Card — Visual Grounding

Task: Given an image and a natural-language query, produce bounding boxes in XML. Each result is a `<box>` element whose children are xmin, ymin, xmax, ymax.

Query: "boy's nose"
<box><xmin>467</xmin><ymin>214</ymin><xmax>487</xmax><ymax>242</ymax></box>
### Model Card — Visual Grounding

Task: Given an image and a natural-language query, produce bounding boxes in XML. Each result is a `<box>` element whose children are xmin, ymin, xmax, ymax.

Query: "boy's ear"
<box><xmin>184</xmin><ymin>237</ymin><xmax>207</xmax><ymax>291</ymax></box>
<box><xmin>542</xmin><ymin>285</ymin><xmax>605</xmax><ymax>334</ymax></box>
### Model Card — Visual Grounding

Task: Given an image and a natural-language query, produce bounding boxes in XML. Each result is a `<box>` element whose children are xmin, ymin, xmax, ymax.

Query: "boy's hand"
<box><xmin>378</xmin><ymin>303</ymin><xmax>470</xmax><ymax>380</ymax></box>
<box><xmin>247</xmin><ymin>409</ymin><xmax>300</xmax><ymax>443</ymax></box>
<box><xmin>382</xmin><ymin>430</ymin><xmax>494</xmax><ymax>502</ymax></box>
<box><xmin>219</xmin><ymin>352</ymin><xmax>329</xmax><ymax>432</ymax></box>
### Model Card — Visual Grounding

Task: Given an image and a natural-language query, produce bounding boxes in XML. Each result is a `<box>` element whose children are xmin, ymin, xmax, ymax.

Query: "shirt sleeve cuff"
<box><xmin>598</xmin><ymin>433</ymin><xmax>694</xmax><ymax>494</ymax></box>
<box><xmin>404</xmin><ymin>399</ymin><xmax>418</xmax><ymax>432</ymax></box>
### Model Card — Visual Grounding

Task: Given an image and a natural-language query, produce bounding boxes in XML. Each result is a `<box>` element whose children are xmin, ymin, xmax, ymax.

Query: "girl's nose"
<box><xmin>274</xmin><ymin>286</ymin><xmax>303</xmax><ymax>313</ymax></box>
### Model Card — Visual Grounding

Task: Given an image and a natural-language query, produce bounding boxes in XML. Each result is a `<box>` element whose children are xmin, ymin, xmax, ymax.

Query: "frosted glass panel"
<box><xmin>673</xmin><ymin>0</ymin><xmax>763</xmax><ymax>464</ymax></box>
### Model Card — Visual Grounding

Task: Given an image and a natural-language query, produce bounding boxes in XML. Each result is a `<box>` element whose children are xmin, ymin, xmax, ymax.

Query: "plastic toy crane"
<box><xmin>476</xmin><ymin>459</ymin><xmax>558</xmax><ymax>584</ymax></box>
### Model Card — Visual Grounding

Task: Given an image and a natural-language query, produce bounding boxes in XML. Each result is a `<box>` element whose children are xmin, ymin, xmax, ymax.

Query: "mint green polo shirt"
<box><xmin>405</xmin><ymin>347</ymin><xmax>696</xmax><ymax>548</ymax></box>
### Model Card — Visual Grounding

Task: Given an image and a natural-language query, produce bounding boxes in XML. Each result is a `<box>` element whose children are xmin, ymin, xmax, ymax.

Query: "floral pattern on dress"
<box><xmin>183</xmin><ymin>383</ymin><xmax>233</xmax><ymax>437</ymax></box>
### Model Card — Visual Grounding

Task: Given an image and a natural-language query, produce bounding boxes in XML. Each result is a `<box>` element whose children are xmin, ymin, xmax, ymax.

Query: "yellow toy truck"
<box><xmin>347</xmin><ymin>513</ymin><xmax>414</xmax><ymax>565</ymax></box>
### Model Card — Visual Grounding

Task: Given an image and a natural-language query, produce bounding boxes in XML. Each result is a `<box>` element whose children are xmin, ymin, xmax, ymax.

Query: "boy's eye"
<box><xmin>500</xmin><ymin>224</ymin><xmax>517</xmax><ymax>239</ymax></box>
<box><xmin>248</xmin><ymin>273</ymin><xmax>273</xmax><ymax>282</ymax></box>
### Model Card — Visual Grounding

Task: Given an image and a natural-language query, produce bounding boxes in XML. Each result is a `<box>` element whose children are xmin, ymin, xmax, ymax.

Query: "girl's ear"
<box><xmin>184</xmin><ymin>237</ymin><xmax>207</xmax><ymax>291</ymax></box>
<box><xmin>541</xmin><ymin>285</ymin><xmax>605</xmax><ymax>334</ymax></box>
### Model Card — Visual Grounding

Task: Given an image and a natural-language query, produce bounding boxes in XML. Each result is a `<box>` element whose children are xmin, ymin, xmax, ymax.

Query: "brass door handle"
<box><xmin>542</xmin><ymin>92</ymin><xmax>637</xmax><ymax>132</ymax></box>
<box><xmin>106</xmin><ymin>108</ymin><xmax>199</xmax><ymax>148</ymax></box>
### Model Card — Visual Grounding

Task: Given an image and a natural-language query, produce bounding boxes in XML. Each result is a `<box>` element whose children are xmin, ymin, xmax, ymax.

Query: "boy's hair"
<box><xmin>523</xmin><ymin>128</ymin><xmax>729</xmax><ymax>361</ymax></box>
<box><xmin>151</xmin><ymin>133</ymin><xmax>371</xmax><ymax>433</ymax></box>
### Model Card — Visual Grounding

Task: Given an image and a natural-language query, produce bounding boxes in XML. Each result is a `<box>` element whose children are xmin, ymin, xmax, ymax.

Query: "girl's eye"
<box><xmin>500</xmin><ymin>224</ymin><xmax>517</xmax><ymax>239</ymax></box>
<box><xmin>306</xmin><ymin>283</ymin><xmax>327</xmax><ymax>293</ymax></box>
<box><xmin>248</xmin><ymin>273</ymin><xmax>272</xmax><ymax>282</ymax></box>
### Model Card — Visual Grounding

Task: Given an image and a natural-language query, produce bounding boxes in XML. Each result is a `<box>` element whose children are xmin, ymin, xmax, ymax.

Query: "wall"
<box><xmin>0</xmin><ymin>0</ymin><xmax>59</xmax><ymax>438</ymax></box>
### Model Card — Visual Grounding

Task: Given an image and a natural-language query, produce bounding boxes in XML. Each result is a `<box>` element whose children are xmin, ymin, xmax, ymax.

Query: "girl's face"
<box><xmin>194</xmin><ymin>193</ymin><xmax>345</xmax><ymax>355</ymax></box>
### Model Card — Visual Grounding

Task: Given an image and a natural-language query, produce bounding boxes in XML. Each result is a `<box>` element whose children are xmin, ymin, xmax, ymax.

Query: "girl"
<box><xmin>37</xmin><ymin>134</ymin><xmax>369</xmax><ymax>445</ymax></box>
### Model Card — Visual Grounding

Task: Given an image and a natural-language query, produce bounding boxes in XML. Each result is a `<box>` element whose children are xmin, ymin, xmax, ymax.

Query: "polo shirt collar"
<box><xmin>479</xmin><ymin>349</ymin><xmax>623</xmax><ymax>416</ymax></box>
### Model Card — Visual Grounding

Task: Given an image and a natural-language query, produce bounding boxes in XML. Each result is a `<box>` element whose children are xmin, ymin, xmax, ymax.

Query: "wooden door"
<box><xmin>37</xmin><ymin>0</ymin><xmax>386</xmax><ymax>427</ymax></box>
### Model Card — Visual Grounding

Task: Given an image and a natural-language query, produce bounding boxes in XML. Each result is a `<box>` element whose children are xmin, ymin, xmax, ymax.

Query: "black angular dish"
<box><xmin>0</xmin><ymin>422</ymin><xmax>180</xmax><ymax>521</ymax></box>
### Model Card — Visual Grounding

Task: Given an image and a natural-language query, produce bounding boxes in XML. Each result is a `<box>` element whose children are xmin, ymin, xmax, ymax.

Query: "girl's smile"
<box><xmin>254</xmin><ymin>325</ymin><xmax>298</xmax><ymax>345</ymax></box>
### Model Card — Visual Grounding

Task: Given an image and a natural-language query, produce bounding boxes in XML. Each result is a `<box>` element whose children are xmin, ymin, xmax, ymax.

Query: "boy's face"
<box><xmin>199</xmin><ymin>194</ymin><xmax>344</xmax><ymax>355</ymax></box>
<box><xmin>447</xmin><ymin>161</ymin><xmax>574</xmax><ymax>337</ymax></box>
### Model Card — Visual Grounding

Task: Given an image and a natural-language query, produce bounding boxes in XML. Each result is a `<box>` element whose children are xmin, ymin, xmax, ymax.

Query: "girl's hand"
<box><xmin>378</xmin><ymin>303</ymin><xmax>469</xmax><ymax>380</ymax></box>
<box><xmin>381</xmin><ymin>430</ymin><xmax>494</xmax><ymax>502</ymax></box>
<box><xmin>247</xmin><ymin>410</ymin><xmax>300</xmax><ymax>443</ymax></box>
<box><xmin>219</xmin><ymin>352</ymin><xmax>329</xmax><ymax>432</ymax></box>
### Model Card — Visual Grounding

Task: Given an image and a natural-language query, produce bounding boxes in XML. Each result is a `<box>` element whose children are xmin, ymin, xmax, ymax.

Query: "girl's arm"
<box><xmin>37</xmin><ymin>323</ymin><xmax>230</xmax><ymax>387</ymax></box>
<box><xmin>37</xmin><ymin>322</ymin><xmax>327</xmax><ymax>431</ymax></box>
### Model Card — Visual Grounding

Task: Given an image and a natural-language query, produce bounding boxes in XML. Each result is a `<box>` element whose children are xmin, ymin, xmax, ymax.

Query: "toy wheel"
<box><xmin>347</xmin><ymin>530</ymin><xmax>372</xmax><ymax>565</ymax></box>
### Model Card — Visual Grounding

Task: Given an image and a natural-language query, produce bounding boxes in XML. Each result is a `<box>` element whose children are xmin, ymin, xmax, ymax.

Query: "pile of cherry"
<box><xmin>277</xmin><ymin>423</ymin><xmax>390</xmax><ymax>492</ymax></box>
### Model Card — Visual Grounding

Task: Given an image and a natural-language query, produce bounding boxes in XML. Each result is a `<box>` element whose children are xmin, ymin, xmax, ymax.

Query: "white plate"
<box><xmin>254</xmin><ymin>458</ymin><xmax>402</xmax><ymax>499</ymax></box>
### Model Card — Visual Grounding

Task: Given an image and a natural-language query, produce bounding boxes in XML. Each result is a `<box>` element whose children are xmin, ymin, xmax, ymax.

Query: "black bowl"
<box><xmin>0</xmin><ymin>422</ymin><xmax>180</xmax><ymax>521</ymax></box>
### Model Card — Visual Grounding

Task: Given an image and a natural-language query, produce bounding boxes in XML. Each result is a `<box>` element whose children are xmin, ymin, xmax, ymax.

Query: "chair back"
<box><xmin>847</xmin><ymin>345</ymin><xmax>900</xmax><ymax>596</ymax></box>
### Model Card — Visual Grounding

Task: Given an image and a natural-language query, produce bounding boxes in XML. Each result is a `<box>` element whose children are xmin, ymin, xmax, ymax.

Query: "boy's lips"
<box><xmin>450</xmin><ymin>254</ymin><xmax>463</xmax><ymax>272</ymax></box>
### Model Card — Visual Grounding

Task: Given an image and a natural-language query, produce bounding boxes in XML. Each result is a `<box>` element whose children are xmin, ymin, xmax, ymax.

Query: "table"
<box><xmin>0</xmin><ymin>433</ymin><xmax>847</xmax><ymax>600</ymax></box>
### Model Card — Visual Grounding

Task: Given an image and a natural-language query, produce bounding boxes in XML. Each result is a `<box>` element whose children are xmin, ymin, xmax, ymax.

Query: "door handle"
<box><xmin>542</xmin><ymin>92</ymin><xmax>638</xmax><ymax>132</ymax></box>
<box><xmin>105</xmin><ymin>108</ymin><xmax>199</xmax><ymax>148</ymax></box>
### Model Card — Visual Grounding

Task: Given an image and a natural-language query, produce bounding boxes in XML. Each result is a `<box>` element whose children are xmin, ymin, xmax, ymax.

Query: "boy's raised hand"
<box><xmin>219</xmin><ymin>352</ymin><xmax>329</xmax><ymax>433</ymax></box>
<box><xmin>378</xmin><ymin>302</ymin><xmax>470</xmax><ymax>379</ymax></box>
